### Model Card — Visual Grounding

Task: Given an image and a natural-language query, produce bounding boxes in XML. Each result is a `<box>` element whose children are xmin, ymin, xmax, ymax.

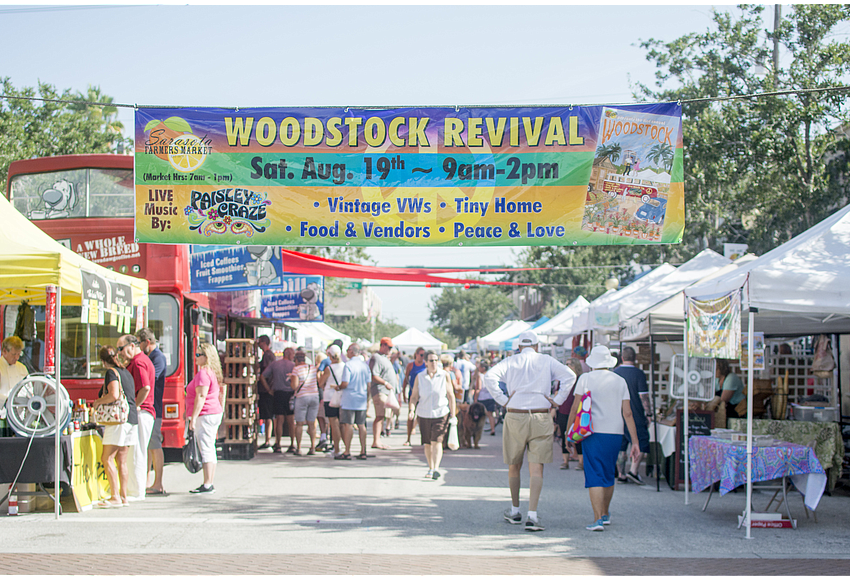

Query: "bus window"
<box><xmin>9</xmin><ymin>167</ymin><xmax>133</xmax><ymax>220</ymax></box>
<box><xmin>148</xmin><ymin>294</ymin><xmax>179</xmax><ymax>376</ymax></box>
<box><xmin>3</xmin><ymin>295</ymin><xmax>177</xmax><ymax>379</ymax></box>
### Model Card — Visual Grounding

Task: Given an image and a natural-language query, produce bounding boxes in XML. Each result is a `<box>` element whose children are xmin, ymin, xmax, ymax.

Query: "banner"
<box><xmin>686</xmin><ymin>291</ymin><xmax>741</xmax><ymax>359</ymax></box>
<box><xmin>134</xmin><ymin>104</ymin><xmax>684</xmax><ymax>247</ymax></box>
<box><xmin>740</xmin><ymin>331</ymin><xmax>765</xmax><ymax>371</ymax></box>
<box><xmin>260</xmin><ymin>276</ymin><xmax>324</xmax><ymax>321</ymax></box>
<box><xmin>79</xmin><ymin>271</ymin><xmax>133</xmax><ymax>330</ymax></box>
<box><xmin>190</xmin><ymin>245</ymin><xmax>284</xmax><ymax>292</ymax></box>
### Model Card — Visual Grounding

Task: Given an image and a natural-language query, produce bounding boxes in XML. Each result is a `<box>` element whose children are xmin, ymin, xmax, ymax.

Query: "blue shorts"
<box><xmin>620</xmin><ymin>423</ymin><xmax>651</xmax><ymax>453</ymax></box>
<box><xmin>480</xmin><ymin>398</ymin><xmax>496</xmax><ymax>413</ymax></box>
<box><xmin>582</xmin><ymin>433</ymin><xmax>623</xmax><ymax>488</ymax></box>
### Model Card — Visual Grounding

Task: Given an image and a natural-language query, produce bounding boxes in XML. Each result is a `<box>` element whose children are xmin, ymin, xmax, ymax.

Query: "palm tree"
<box><xmin>595</xmin><ymin>142</ymin><xmax>622</xmax><ymax>164</ymax></box>
<box><xmin>646</xmin><ymin>142</ymin><xmax>674</xmax><ymax>172</ymax></box>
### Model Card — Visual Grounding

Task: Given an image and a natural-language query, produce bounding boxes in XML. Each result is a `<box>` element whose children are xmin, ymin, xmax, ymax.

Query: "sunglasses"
<box><xmin>426</xmin><ymin>358</ymin><xmax>439</xmax><ymax>363</ymax></box>
<box><xmin>195</xmin><ymin>352</ymin><xmax>205</xmax><ymax>357</ymax></box>
<box><xmin>117</xmin><ymin>345</ymin><xmax>127</xmax><ymax>352</ymax></box>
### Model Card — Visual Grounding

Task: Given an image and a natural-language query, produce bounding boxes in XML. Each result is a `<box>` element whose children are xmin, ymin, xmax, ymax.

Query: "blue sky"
<box><xmin>2</xmin><ymin>3</ymin><xmax>722</xmax><ymax>331</ymax></box>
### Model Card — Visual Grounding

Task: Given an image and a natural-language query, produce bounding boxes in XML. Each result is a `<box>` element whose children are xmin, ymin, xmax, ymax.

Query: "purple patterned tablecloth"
<box><xmin>689</xmin><ymin>436</ymin><xmax>826</xmax><ymax>510</ymax></box>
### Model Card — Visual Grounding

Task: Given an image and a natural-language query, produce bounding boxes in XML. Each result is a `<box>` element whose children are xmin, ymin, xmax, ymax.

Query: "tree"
<box><xmin>429</xmin><ymin>285</ymin><xmax>512</xmax><ymax>345</ymax></box>
<box><xmin>646</xmin><ymin>142</ymin><xmax>674</xmax><ymax>172</ymax></box>
<box><xmin>0</xmin><ymin>78</ymin><xmax>127</xmax><ymax>192</ymax></box>
<box><xmin>515</xmin><ymin>8</ymin><xmax>850</xmax><ymax>311</ymax></box>
<box><xmin>595</xmin><ymin>142</ymin><xmax>622</xmax><ymax>164</ymax></box>
<box><xmin>636</xmin><ymin>4</ymin><xmax>850</xmax><ymax>254</ymax></box>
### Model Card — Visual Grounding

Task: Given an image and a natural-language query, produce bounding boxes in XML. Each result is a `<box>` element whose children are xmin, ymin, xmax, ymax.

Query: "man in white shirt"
<box><xmin>484</xmin><ymin>330</ymin><xmax>576</xmax><ymax>532</ymax></box>
<box><xmin>1</xmin><ymin>337</ymin><xmax>29</xmax><ymax>432</ymax></box>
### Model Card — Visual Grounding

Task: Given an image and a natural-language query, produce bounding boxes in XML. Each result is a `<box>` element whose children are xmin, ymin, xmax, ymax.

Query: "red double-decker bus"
<box><xmin>4</xmin><ymin>154</ymin><xmax>222</xmax><ymax>453</ymax></box>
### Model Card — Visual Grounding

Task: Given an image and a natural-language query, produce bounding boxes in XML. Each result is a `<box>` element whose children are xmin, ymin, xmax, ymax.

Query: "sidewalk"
<box><xmin>1</xmin><ymin>554</ymin><xmax>849</xmax><ymax>575</ymax></box>
<box><xmin>1</xmin><ymin>419</ymin><xmax>848</xmax><ymax>575</ymax></box>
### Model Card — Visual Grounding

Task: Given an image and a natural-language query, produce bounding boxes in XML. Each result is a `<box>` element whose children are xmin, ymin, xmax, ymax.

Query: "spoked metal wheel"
<box><xmin>5</xmin><ymin>374</ymin><xmax>71</xmax><ymax>437</ymax></box>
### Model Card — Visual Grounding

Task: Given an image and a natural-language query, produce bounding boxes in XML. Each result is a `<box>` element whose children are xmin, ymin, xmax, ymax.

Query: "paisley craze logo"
<box><xmin>185</xmin><ymin>188</ymin><xmax>271</xmax><ymax>238</ymax></box>
<box><xmin>143</xmin><ymin>116</ymin><xmax>212</xmax><ymax>173</ymax></box>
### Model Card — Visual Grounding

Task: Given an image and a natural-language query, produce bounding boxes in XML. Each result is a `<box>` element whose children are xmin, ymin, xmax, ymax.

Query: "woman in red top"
<box><xmin>186</xmin><ymin>342</ymin><xmax>226</xmax><ymax>494</ymax></box>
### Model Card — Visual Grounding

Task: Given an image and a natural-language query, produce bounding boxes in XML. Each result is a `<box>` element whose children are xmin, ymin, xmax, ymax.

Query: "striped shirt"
<box><xmin>291</xmin><ymin>364</ymin><xmax>319</xmax><ymax>398</ymax></box>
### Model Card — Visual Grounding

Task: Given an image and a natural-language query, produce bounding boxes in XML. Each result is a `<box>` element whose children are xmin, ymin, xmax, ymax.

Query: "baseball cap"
<box><xmin>517</xmin><ymin>330</ymin><xmax>539</xmax><ymax>347</ymax></box>
<box><xmin>327</xmin><ymin>344</ymin><xmax>341</xmax><ymax>357</ymax></box>
<box><xmin>380</xmin><ymin>337</ymin><xmax>393</xmax><ymax>347</ymax></box>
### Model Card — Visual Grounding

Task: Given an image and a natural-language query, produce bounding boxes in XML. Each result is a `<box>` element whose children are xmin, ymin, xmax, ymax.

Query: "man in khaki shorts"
<box><xmin>484</xmin><ymin>330</ymin><xmax>576</xmax><ymax>532</ymax></box>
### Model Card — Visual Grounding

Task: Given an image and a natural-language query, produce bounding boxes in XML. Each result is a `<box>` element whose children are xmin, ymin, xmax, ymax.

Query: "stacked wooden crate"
<box><xmin>221</xmin><ymin>339</ymin><xmax>257</xmax><ymax>460</ymax></box>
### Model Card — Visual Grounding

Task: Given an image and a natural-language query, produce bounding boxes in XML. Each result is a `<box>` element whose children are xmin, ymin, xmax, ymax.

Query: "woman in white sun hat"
<box><xmin>566</xmin><ymin>345</ymin><xmax>640</xmax><ymax>532</ymax></box>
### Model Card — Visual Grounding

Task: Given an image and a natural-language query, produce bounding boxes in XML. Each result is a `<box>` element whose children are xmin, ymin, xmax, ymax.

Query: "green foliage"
<box><xmin>636</xmin><ymin>4</ymin><xmax>850</xmax><ymax>254</ymax></box>
<box><xmin>429</xmin><ymin>285</ymin><xmax>513</xmax><ymax>345</ymax></box>
<box><xmin>513</xmin><ymin>7</ymin><xmax>850</xmax><ymax>312</ymax></box>
<box><xmin>326</xmin><ymin>315</ymin><xmax>406</xmax><ymax>344</ymax></box>
<box><xmin>0</xmin><ymin>78</ymin><xmax>127</xmax><ymax>192</ymax></box>
<box><xmin>510</xmin><ymin>245</ymin><xmax>680</xmax><ymax>316</ymax></box>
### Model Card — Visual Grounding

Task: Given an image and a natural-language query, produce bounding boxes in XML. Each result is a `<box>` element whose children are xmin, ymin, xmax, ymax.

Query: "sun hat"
<box><xmin>327</xmin><ymin>344</ymin><xmax>342</xmax><ymax>357</ymax></box>
<box><xmin>517</xmin><ymin>330</ymin><xmax>539</xmax><ymax>348</ymax></box>
<box><xmin>585</xmin><ymin>345</ymin><xmax>618</xmax><ymax>369</ymax></box>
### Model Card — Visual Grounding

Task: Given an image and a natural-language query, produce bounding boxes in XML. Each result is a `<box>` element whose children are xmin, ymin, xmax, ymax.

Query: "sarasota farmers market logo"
<box><xmin>144</xmin><ymin>116</ymin><xmax>212</xmax><ymax>173</ymax></box>
<box><xmin>185</xmin><ymin>188</ymin><xmax>271</xmax><ymax>238</ymax></box>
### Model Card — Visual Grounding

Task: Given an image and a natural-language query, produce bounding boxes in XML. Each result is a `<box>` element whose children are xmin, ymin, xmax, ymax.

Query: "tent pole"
<box><xmin>683</xmin><ymin>302</ymin><xmax>690</xmax><ymax>505</ymax></box>
<box><xmin>745</xmin><ymin>307</ymin><xmax>755</xmax><ymax>539</ymax></box>
<box><xmin>649</xmin><ymin>322</ymin><xmax>659</xmax><ymax>492</ymax></box>
<box><xmin>53</xmin><ymin>285</ymin><xmax>62</xmax><ymax>520</ymax></box>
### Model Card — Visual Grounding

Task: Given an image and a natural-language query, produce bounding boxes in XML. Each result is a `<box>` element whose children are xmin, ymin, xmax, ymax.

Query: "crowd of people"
<box><xmin>29</xmin><ymin>326</ymin><xmax>654</xmax><ymax>531</ymax></box>
<box><xmin>84</xmin><ymin>328</ymin><xmax>221</xmax><ymax>506</ymax></box>
<box><xmin>248</xmin><ymin>331</ymin><xmax>654</xmax><ymax>533</ymax></box>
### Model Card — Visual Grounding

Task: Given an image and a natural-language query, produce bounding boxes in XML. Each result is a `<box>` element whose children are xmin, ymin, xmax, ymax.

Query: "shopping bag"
<box><xmin>183</xmin><ymin>429</ymin><xmax>203</xmax><ymax>473</ymax></box>
<box><xmin>447</xmin><ymin>417</ymin><xmax>459</xmax><ymax>450</ymax></box>
<box><xmin>567</xmin><ymin>390</ymin><xmax>593</xmax><ymax>442</ymax></box>
<box><xmin>384</xmin><ymin>391</ymin><xmax>400</xmax><ymax>411</ymax></box>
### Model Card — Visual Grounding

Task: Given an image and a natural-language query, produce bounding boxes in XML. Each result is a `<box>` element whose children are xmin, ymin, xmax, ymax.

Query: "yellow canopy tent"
<box><xmin>0</xmin><ymin>194</ymin><xmax>148</xmax><ymax>518</ymax></box>
<box><xmin>0</xmin><ymin>195</ymin><xmax>148</xmax><ymax>305</ymax></box>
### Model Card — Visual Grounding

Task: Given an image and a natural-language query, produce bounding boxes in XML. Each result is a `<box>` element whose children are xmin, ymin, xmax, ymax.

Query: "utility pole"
<box><xmin>773</xmin><ymin>4</ymin><xmax>781</xmax><ymax>76</ymax></box>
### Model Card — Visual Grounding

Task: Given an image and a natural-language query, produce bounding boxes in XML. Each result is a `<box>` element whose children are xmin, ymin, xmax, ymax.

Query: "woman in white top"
<box><xmin>567</xmin><ymin>345</ymin><xmax>640</xmax><ymax>532</ymax></box>
<box><xmin>318</xmin><ymin>345</ymin><xmax>345</xmax><ymax>458</ymax></box>
<box><xmin>408</xmin><ymin>351</ymin><xmax>457</xmax><ymax>480</ymax></box>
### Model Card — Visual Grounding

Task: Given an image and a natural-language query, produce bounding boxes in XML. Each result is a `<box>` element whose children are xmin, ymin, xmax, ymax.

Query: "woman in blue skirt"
<box><xmin>567</xmin><ymin>345</ymin><xmax>640</xmax><ymax>532</ymax></box>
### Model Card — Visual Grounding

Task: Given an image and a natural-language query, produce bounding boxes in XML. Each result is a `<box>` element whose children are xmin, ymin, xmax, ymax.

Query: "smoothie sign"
<box><xmin>134</xmin><ymin>105</ymin><xmax>684</xmax><ymax>247</ymax></box>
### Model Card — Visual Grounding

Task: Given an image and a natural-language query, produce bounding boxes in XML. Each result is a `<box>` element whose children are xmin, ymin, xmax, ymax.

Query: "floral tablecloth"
<box><xmin>727</xmin><ymin>419</ymin><xmax>843</xmax><ymax>490</ymax></box>
<box><xmin>689</xmin><ymin>436</ymin><xmax>827</xmax><ymax>511</ymax></box>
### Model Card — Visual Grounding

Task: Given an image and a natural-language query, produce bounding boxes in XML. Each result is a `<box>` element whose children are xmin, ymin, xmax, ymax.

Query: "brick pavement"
<box><xmin>1</xmin><ymin>554</ymin><xmax>849</xmax><ymax>575</ymax></box>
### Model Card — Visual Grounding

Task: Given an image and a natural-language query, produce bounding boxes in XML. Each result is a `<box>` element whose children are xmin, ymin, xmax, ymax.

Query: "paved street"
<box><xmin>2</xmin><ymin>419</ymin><xmax>849</xmax><ymax>575</ymax></box>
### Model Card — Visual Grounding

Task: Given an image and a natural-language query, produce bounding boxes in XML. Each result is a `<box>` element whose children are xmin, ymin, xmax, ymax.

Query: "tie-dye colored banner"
<box><xmin>134</xmin><ymin>104</ymin><xmax>683</xmax><ymax>246</ymax></box>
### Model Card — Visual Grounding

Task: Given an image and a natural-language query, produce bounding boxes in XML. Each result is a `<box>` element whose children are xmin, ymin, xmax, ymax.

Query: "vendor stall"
<box><xmin>684</xmin><ymin>204</ymin><xmax>850</xmax><ymax>536</ymax></box>
<box><xmin>0</xmin><ymin>196</ymin><xmax>147</xmax><ymax>518</ymax></box>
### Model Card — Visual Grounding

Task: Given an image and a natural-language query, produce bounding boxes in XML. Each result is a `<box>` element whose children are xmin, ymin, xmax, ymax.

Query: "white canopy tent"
<box><xmin>606</xmin><ymin>249</ymin><xmax>730</xmax><ymax>340</ymax></box>
<box><xmin>391</xmin><ymin>327</ymin><xmax>445</xmax><ymax>354</ymax></box>
<box><xmin>620</xmin><ymin>254</ymin><xmax>758</xmax><ymax>342</ymax></box>
<box><xmin>575</xmin><ymin>263</ymin><xmax>677</xmax><ymax>338</ymax></box>
<box><xmin>534</xmin><ymin>295</ymin><xmax>590</xmax><ymax>344</ymax></box>
<box><xmin>683</xmin><ymin>204</ymin><xmax>850</xmax><ymax>537</ymax></box>
<box><xmin>685</xmin><ymin>204</ymin><xmax>850</xmax><ymax>336</ymax></box>
<box><xmin>287</xmin><ymin>321</ymin><xmax>351</xmax><ymax>351</ymax></box>
<box><xmin>477</xmin><ymin>320</ymin><xmax>531</xmax><ymax>351</ymax></box>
